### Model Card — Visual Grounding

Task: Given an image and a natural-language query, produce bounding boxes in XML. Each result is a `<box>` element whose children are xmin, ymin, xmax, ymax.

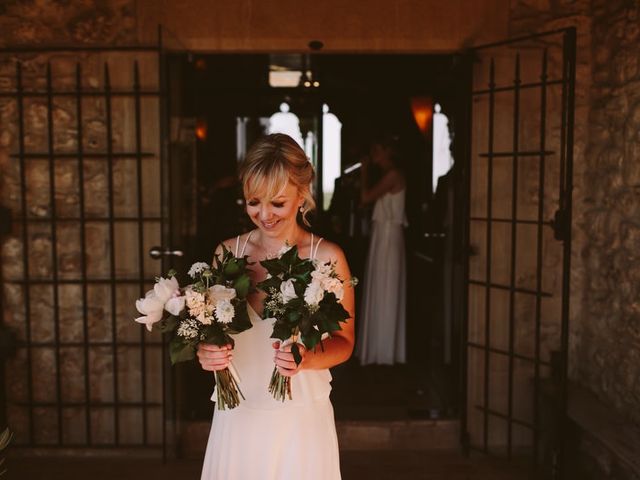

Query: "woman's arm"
<box><xmin>273</xmin><ymin>240</ymin><xmax>355</xmax><ymax>375</ymax></box>
<box><xmin>360</xmin><ymin>168</ymin><xmax>402</xmax><ymax>206</ymax></box>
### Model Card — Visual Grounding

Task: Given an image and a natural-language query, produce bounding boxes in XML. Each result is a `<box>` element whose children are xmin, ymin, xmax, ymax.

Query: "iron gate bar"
<box><xmin>15</xmin><ymin>401</ymin><xmax>161</xmax><ymax>407</ymax></box>
<box><xmin>29</xmin><ymin>341</ymin><xmax>163</xmax><ymax>347</ymax></box>
<box><xmin>467</xmin><ymin>342</ymin><xmax>551</xmax><ymax>366</ymax></box>
<box><xmin>104</xmin><ymin>63</ymin><xmax>120</xmax><ymax>445</ymax></box>
<box><xmin>0</xmin><ymin>46</ymin><xmax>159</xmax><ymax>53</ymax></box>
<box><xmin>558</xmin><ymin>28</ymin><xmax>576</xmax><ymax>479</ymax></box>
<box><xmin>12</xmin><ymin>217</ymin><xmax>164</xmax><ymax>223</ymax></box>
<box><xmin>533</xmin><ymin>47</ymin><xmax>549</xmax><ymax>469</ymax></box>
<box><xmin>0</xmin><ymin>91</ymin><xmax>161</xmax><ymax>99</ymax></box>
<box><xmin>478</xmin><ymin>151</ymin><xmax>554</xmax><ymax>158</ymax></box>
<box><xmin>472</xmin><ymin>79</ymin><xmax>563</xmax><ymax>96</ymax></box>
<box><xmin>482</xmin><ymin>58</ymin><xmax>496</xmax><ymax>454</ymax></box>
<box><xmin>75</xmin><ymin>62</ymin><xmax>92</xmax><ymax>445</ymax></box>
<box><xmin>45</xmin><ymin>62</ymin><xmax>64</xmax><ymax>445</ymax></box>
<box><xmin>474</xmin><ymin>406</ymin><xmax>535</xmax><ymax>430</ymax></box>
<box><xmin>157</xmin><ymin>30</ymin><xmax>169</xmax><ymax>463</ymax></box>
<box><xmin>7</xmin><ymin>279</ymin><xmax>161</xmax><ymax>285</ymax></box>
<box><xmin>469</xmin><ymin>27</ymin><xmax>574</xmax><ymax>51</ymax></box>
<box><xmin>506</xmin><ymin>53</ymin><xmax>521</xmax><ymax>459</ymax></box>
<box><xmin>10</xmin><ymin>152</ymin><xmax>154</xmax><ymax>160</ymax></box>
<box><xmin>468</xmin><ymin>280</ymin><xmax>552</xmax><ymax>297</ymax></box>
<box><xmin>3</xmin><ymin>29</ymin><xmax>169</xmax><ymax>452</ymax></box>
<box><xmin>133</xmin><ymin>60</ymin><xmax>149</xmax><ymax>445</ymax></box>
<box><xmin>460</xmin><ymin>51</ymin><xmax>473</xmax><ymax>454</ymax></box>
<box><xmin>15</xmin><ymin>60</ymin><xmax>35</xmax><ymax>444</ymax></box>
<box><xmin>9</xmin><ymin>153</ymin><xmax>156</xmax><ymax>158</ymax></box>
<box><xmin>470</xmin><ymin>217</ymin><xmax>553</xmax><ymax>226</ymax></box>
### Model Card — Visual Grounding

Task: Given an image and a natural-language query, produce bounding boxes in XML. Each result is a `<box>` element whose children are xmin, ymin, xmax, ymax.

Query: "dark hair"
<box><xmin>369</xmin><ymin>131</ymin><xmax>403</xmax><ymax>169</ymax></box>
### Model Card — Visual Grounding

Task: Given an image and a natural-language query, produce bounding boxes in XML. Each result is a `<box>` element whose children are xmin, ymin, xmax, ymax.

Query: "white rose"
<box><xmin>215</xmin><ymin>299</ymin><xmax>235</xmax><ymax>324</ymax></box>
<box><xmin>165</xmin><ymin>292</ymin><xmax>185</xmax><ymax>316</ymax></box>
<box><xmin>209</xmin><ymin>284</ymin><xmax>237</xmax><ymax>303</ymax></box>
<box><xmin>312</xmin><ymin>260</ymin><xmax>332</xmax><ymax>276</ymax></box>
<box><xmin>280</xmin><ymin>278</ymin><xmax>298</xmax><ymax>303</ymax></box>
<box><xmin>304</xmin><ymin>279</ymin><xmax>325</xmax><ymax>306</ymax></box>
<box><xmin>135</xmin><ymin>290</ymin><xmax>165</xmax><ymax>331</ymax></box>
<box><xmin>154</xmin><ymin>276</ymin><xmax>180</xmax><ymax>303</ymax></box>
<box><xmin>322</xmin><ymin>277</ymin><xmax>344</xmax><ymax>301</ymax></box>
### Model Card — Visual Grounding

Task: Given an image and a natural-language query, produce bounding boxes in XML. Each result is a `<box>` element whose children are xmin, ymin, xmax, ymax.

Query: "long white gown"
<box><xmin>201</xmin><ymin>234</ymin><xmax>341</xmax><ymax>480</ymax></box>
<box><xmin>355</xmin><ymin>189</ymin><xmax>407</xmax><ymax>365</ymax></box>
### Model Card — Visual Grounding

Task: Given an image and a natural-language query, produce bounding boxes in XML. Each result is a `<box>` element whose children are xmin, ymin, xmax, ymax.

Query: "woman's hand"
<box><xmin>272</xmin><ymin>341</ymin><xmax>307</xmax><ymax>377</ymax></box>
<box><xmin>197</xmin><ymin>343</ymin><xmax>233</xmax><ymax>371</ymax></box>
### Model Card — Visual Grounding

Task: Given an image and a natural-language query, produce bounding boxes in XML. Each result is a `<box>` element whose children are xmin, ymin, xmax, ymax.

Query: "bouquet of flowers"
<box><xmin>257</xmin><ymin>245</ymin><xmax>355</xmax><ymax>401</ymax></box>
<box><xmin>134</xmin><ymin>245</ymin><xmax>253</xmax><ymax>410</ymax></box>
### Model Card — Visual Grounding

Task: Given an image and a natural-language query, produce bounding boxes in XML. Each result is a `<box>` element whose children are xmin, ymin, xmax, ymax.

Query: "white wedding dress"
<box><xmin>200</xmin><ymin>233</ymin><xmax>342</xmax><ymax>480</ymax></box>
<box><xmin>356</xmin><ymin>189</ymin><xmax>407</xmax><ymax>365</ymax></box>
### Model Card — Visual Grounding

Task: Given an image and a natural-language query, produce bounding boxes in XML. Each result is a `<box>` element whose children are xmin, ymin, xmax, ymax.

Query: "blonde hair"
<box><xmin>239</xmin><ymin>133</ymin><xmax>316</xmax><ymax>226</ymax></box>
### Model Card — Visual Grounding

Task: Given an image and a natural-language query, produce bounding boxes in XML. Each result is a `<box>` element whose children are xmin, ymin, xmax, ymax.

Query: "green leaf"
<box><xmin>256</xmin><ymin>276</ymin><xmax>281</xmax><ymax>293</ymax></box>
<box><xmin>156</xmin><ymin>315</ymin><xmax>178</xmax><ymax>333</ymax></box>
<box><xmin>280</xmin><ymin>245</ymin><xmax>299</xmax><ymax>264</ymax></box>
<box><xmin>260</xmin><ymin>257</ymin><xmax>287</xmax><ymax>276</ymax></box>
<box><xmin>291</xmin><ymin>343</ymin><xmax>302</xmax><ymax>365</ymax></box>
<box><xmin>287</xmin><ymin>309</ymin><xmax>302</xmax><ymax>325</ymax></box>
<box><xmin>271</xmin><ymin>321</ymin><xmax>293</xmax><ymax>341</ymax></box>
<box><xmin>201</xmin><ymin>324</ymin><xmax>230</xmax><ymax>346</ymax></box>
<box><xmin>224</xmin><ymin>258</ymin><xmax>240</xmax><ymax>277</ymax></box>
<box><xmin>301</xmin><ymin>329</ymin><xmax>322</xmax><ymax>351</ymax></box>
<box><xmin>233</xmin><ymin>274</ymin><xmax>251</xmax><ymax>299</ymax></box>
<box><xmin>169</xmin><ymin>339</ymin><xmax>195</xmax><ymax>364</ymax></box>
<box><xmin>231</xmin><ymin>301</ymin><xmax>252</xmax><ymax>332</ymax></box>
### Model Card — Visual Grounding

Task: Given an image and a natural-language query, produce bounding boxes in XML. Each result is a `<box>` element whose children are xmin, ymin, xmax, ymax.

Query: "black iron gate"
<box><xmin>0</xmin><ymin>34</ymin><xmax>176</xmax><ymax>454</ymax></box>
<box><xmin>462</xmin><ymin>28</ymin><xmax>576</xmax><ymax>475</ymax></box>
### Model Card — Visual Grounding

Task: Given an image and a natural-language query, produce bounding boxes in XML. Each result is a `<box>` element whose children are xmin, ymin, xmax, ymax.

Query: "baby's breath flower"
<box><xmin>188</xmin><ymin>262</ymin><xmax>210</xmax><ymax>279</ymax></box>
<box><xmin>177</xmin><ymin>318</ymin><xmax>200</xmax><ymax>340</ymax></box>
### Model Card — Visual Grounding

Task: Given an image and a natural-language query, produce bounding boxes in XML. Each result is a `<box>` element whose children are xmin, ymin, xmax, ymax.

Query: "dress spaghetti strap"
<box><xmin>240</xmin><ymin>231</ymin><xmax>253</xmax><ymax>257</ymax></box>
<box><xmin>234</xmin><ymin>235</ymin><xmax>241</xmax><ymax>257</ymax></box>
<box><xmin>310</xmin><ymin>233</ymin><xmax>323</xmax><ymax>261</ymax></box>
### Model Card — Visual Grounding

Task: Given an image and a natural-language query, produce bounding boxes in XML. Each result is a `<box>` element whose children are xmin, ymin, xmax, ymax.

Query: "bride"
<box><xmin>196</xmin><ymin>133</ymin><xmax>355</xmax><ymax>479</ymax></box>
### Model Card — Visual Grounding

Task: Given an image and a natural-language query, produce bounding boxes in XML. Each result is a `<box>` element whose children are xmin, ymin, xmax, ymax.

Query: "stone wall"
<box><xmin>578</xmin><ymin>0</ymin><xmax>640</xmax><ymax>426</ymax></box>
<box><xmin>0</xmin><ymin>0</ymin><xmax>136</xmax><ymax>46</ymax></box>
<box><xmin>0</xmin><ymin>0</ymin><xmax>163</xmax><ymax>446</ymax></box>
<box><xmin>509</xmin><ymin>0</ymin><xmax>640</xmax><ymax>437</ymax></box>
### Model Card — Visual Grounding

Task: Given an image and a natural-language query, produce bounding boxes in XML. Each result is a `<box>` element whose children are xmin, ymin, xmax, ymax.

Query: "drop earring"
<box><xmin>299</xmin><ymin>204</ymin><xmax>305</xmax><ymax>213</ymax></box>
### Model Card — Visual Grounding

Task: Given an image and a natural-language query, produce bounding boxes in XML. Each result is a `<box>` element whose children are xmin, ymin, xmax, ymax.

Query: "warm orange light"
<box><xmin>411</xmin><ymin>96</ymin><xmax>433</xmax><ymax>135</ymax></box>
<box><xmin>196</xmin><ymin>119</ymin><xmax>207</xmax><ymax>141</ymax></box>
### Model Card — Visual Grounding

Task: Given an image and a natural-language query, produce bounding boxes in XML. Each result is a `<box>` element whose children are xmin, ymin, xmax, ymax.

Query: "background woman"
<box><xmin>355</xmin><ymin>133</ymin><xmax>407</xmax><ymax>365</ymax></box>
<box><xmin>196</xmin><ymin>133</ymin><xmax>355</xmax><ymax>479</ymax></box>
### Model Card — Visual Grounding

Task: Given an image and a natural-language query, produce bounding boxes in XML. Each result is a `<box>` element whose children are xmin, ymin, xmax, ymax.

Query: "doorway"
<box><xmin>165</xmin><ymin>52</ymin><xmax>470</xmax><ymax>424</ymax></box>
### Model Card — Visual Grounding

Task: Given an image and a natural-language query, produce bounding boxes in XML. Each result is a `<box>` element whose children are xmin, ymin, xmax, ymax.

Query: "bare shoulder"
<box><xmin>390</xmin><ymin>168</ymin><xmax>406</xmax><ymax>183</ymax></box>
<box><xmin>315</xmin><ymin>238</ymin><xmax>349</xmax><ymax>267</ymax></box>
<box><xmin>213</xmin><ymin>231</ymin><xmax>251</xmax><ymax>261</ymax></box>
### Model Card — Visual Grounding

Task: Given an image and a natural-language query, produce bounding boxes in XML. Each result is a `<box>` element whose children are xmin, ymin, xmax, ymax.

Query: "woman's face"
<box><xmin>370</xmin><ymin>143</ymin><xmax>392</xmax><ymax>168</ymax></box>
<box><xmin>245</xmin><ymin>181</ymin><xmax>303</xmax><ymax>236</ymax></box>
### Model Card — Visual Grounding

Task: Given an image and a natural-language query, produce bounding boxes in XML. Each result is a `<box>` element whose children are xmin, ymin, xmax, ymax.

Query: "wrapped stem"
<box><xmin>214</xmin><ymin>367</ymin><xmax>245</xmax><ymax>410</ymax></box>
<box><xmin>268</xmin><ymin>366</ymin><xmax>292</xmax><ymax>402</ymax></box>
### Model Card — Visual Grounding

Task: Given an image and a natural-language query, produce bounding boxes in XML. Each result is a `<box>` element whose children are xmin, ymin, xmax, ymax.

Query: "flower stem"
<box><xmin>214</xmin><ymin>368</ymin><xmax>245</xmax><ymax>410</ymax></box>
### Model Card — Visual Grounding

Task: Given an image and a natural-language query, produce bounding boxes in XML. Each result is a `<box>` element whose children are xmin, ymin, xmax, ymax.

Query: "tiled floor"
<box><xmin>9</xmin><ymin>451</ymin><xmax>533</xmax><ymax>480</ymax></box>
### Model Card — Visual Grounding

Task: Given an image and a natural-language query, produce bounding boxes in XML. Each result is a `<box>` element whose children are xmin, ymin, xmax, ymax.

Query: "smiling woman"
<box><xmin>197</xmin><ymin>133</ymin><xmax>355</xmax><ymax>480</ymax></box>
<box><xmin>240</xmin><ymin>133</ymin><xmax>317</xmax><ymax>229</ymax></box>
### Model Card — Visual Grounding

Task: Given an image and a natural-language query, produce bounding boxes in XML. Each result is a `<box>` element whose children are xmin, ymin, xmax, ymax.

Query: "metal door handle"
<box><xmin>424</xmin><ymin>232</ymin><xmax>446</xmax><ymax>238</ymax></box>
<box><xmin>148</xmin><ymin>246</ymin><xmax>184</xmax><ymax>259</ymax></box>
